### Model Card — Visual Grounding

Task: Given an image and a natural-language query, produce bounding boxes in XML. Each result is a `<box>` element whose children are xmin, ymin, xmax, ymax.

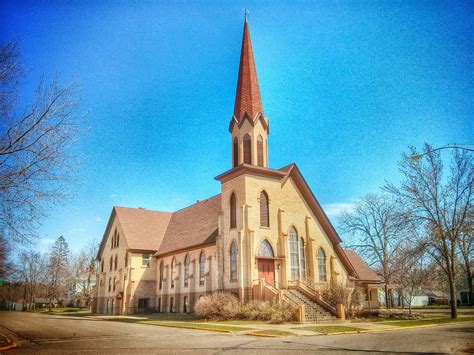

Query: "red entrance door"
<box><xmin>258</xmin><ymin>258</ymin><xmax>275</xmax><ymax>287</ymax></box>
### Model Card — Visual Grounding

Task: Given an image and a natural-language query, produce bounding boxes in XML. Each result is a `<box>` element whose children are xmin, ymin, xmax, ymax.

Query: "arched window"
<box><xmin>258</xmin><ymin>239</ymin><xmax>274</xmax><ymax>257</ymax></box>
<box><xmin>159</xmin><ymin>261</ymin><xmax>164</xmax><ymax>289</ymax></box>
<box><xmin>171</xmin><ymin>258</ymin><xmax>176</xmax><ymax>288</ymax></box>
<box><xmin>230</xmin><ymin>241</ymin><xmax>237</xmax><ymax>281</ymax></box>
<box><xmin>300</xmin><ymin>238</ymin><xmax>306</xmax><ymax>279</ymax></box>
<box><xmin>259</xmin><ymin>191</ymin><xmax>269</xmax><ymax>227</ymax></box>
<box><xmin>125</xmin><ymin>252</ymin><xmax>128</xmax><ymax>267</ymax></box>
<box><xmin>108</xmin><ymin>277</ymin><xmax>112</xmax><ymax>292</ymax></box>
<box><xmin>101</xmin><ymin>258</ymin><xmax>104</xmax><ymax>272</ymax></box>
<box><xmin>116</xmin><ymin>233</ymin><xmax>119</xmax><ymax>247</ymax></box>
<box><xmin>109</xmin><ymin>256</ymin><xmax>113</xmax><ymax>271</ymax></box>
<box><xmin>289</xmin><ymin>227</ymin><xmax>299</xmax><ymax>280</ymax></box>
<box><xmin>318</xmin><ymin>248</ymin><xmax>327</xmax><ymax>282</ymax></box>
<box><xmin>230</xmin><ymin>193</ymin><xmax>237</xmax><ymax>229</ymax></box>
<box><xmin>243</xmin><ymin>134</ymin><xmax>251</xmax><ymax>164</ymax></box>
<box><xmin>257</xmin><ymin>135</ymin><xmax>264</xmax><ymax>167</ymax></box>
<box><xmin>114</xmin><ymin>254</ymin><xmax>118</xmax><ymax>270</ymax></box>
<box><xmin>233</xmin><ymin>137</ymin><xmax>239</xmax><ymax>167</ymax></box>
<box><xmin>184</xmin><ymin>255</ymin><xmax>190</xmax><ymax>287</ymax></box>
<box><xmin>199</xmin><ymin>252</ymin><xmax>206</xmax><ymax>286</ymax></box>
<box><xmin>113</xmin><ymin>276</ymin><xmax>116</xmax><ymax>291</ymax></box>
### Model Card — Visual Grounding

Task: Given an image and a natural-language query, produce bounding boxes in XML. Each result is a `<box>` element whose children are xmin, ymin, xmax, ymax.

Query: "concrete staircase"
<box><xmin>284</xmin><ymin>288</ymin><xmax>337</xmax><ymax>322</ymax></box>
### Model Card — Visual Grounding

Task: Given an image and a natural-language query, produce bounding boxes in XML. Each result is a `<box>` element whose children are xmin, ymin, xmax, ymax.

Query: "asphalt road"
<box><xmin>0</xmin><ymin>312</ymin><xmax>472</xmax><ymax>354</ymax></box>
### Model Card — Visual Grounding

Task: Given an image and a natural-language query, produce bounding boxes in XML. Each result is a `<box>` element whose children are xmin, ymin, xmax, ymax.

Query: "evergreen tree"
<box><xmin>46</xmin><ymin>236</ymin><xmax>70</xmax><ymax>310</ymax></box>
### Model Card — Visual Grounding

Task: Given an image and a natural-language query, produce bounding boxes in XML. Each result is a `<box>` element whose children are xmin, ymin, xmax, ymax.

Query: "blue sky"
<box><xmin>1</xmin><ymin>1</ymin><xmax>473</xmax><ymax>252</ymax></box>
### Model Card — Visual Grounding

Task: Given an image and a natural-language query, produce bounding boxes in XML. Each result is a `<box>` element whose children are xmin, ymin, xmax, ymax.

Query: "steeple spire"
<box><xmin>233</xmin><ymin>18</ymin><xmax>263</xmax><ymax>122</ymax></box>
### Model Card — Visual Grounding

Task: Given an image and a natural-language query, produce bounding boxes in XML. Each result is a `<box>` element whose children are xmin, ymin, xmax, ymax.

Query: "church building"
<box><xmin>93</xmin><ymin>19</ymin><xmax>383</xmax><ymax>321</ymax></box>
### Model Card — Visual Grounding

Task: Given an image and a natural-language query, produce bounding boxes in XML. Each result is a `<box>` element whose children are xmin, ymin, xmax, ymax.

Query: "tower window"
<box><xmin>230</xmin><ymin>193</ymin><xmax>237</xmax><ymax>229</ymax></box>
<box><xmin>233</xmin><ymin>137</ymin><xmax>239</xmax><ymax>167</ymax></box>
<box><xmin>259</xmin><ymin>191</ymin><xmax>269</xmax><ymax>227</ymax></box>
<box><xmin>257</xmin><ymin>135</ymin><xmax>264</xmax><ymax>167</ymax></box>
<box><xmin>243</xmin><ymin>134</ymin><xmax>251</xmax><ymax>164</ymax></box>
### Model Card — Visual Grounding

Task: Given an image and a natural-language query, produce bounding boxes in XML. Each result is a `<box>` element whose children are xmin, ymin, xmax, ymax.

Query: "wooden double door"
<box><xmin>258</xmin><ymin>258</ymin><xmax>275</xmax><ymax>287</ymax></box>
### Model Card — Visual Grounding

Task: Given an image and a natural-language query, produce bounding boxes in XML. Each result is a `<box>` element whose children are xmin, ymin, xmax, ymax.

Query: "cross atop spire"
<box><xmin>233</xmin><ymin>18</ymin><xmax>263</xmax><ymax>122</ymax></box>
<box><xmin>243</xmin><ymin>8</ymin><xmax>249</xmax><ymax>22</ymax></box>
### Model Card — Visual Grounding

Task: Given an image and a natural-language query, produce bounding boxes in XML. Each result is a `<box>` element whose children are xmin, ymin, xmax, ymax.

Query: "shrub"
<box><xmin>194</xmin><ymin>292</ymin><xmax>240</xmax><ymax>320</ymax></box>
<box><xmin>321</xmin><ymin>282</ymin><xmax>364</xmax><ymax>318</ymax></box>
<box><xmin>194</xmin><ymin>292</ymin><xmax>296</xmax><ymax>323</ymax></box>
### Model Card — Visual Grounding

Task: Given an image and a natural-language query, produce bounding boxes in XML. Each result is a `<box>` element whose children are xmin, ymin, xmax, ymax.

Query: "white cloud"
<box><xmin>95</xmin><ymin>216</ymin><xmax>104</xmax><ymax>223</ymax></box>
<box><xmin>322</xmin><ymin>202</ymin><xmax>356</xmax><ymax>218</ymax></box>
<box><xmin>110</xmin><ymin>194</ymin><xmax>117</xmax><ymax>198</ymax></box>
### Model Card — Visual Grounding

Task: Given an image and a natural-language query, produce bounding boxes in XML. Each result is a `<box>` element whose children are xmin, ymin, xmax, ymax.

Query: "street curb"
<box><xmin>246</xmin><ymin>332</ymin><xmax>294</xmax><ymax>338</ymax></box>
<box><xmin>139</xmin><ymin>322</ymin><xmax>235</xmax><ymax>333</ymax></box>
<box><xmin>0</xmin><ymin>333</ymin><xmax>17</xmax><ymax>351</ymax></box>
<box><xmin>325</xmin><ymin>321</ymin><xmax>474</xmax><ymax>335</ymax></box>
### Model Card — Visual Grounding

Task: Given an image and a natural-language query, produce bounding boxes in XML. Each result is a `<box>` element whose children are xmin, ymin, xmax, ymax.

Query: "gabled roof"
<box><xmin>115</xmin><ymin>207</ymin><xmax>172</xmax><ymax>251</ymax></box>
<box><xmin>97</xmin><ymin>196</ymin><xmax>220</xmax><ymax>260</ymax></box>
<box><xmin>233</xmin><ymin>20</ymin><xmax>263</xmax><ymax>123</ymax></box>
<box><xmin>343</xmin><ymin>249</ymin><xmax>382</xmax><ymax>282</ymax></box>
<box><xmin>156</xmin><ymin>194</ymin><xmax>221</xmax><ymax>257</ymax></box>
<box><xmin>97</xmin><ymin>207</ymin><xmax>172</xmax><ymax>259</ymax></box>
<box><xmin>216</xmin><ymin>162</ymin><xmax>358</xmax><ymax>278</ymax></box>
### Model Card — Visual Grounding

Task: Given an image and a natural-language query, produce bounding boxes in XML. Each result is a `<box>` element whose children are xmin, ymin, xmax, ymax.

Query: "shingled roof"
<box><xmin>156</xmin><ymin>194</ymin><xmax>221</xmax><ymax>256</ymax></box>
<box><xmin>343</xmin><ymin>249</ymin><xmax>382</xmax><ymax>282</ymax></box>
<box><xmin>233</xmin><ymin>19</ymin><xmax>263</xmax><ymax>122</ymax></box>
<box><xmin>98</xmin><ymin>195</ymin><xmax>221</xmax><ymax>259</ymax></box>
<box><xmin>114</xmin><ymin>207</ymin><xmax>172</xmax><ymax>251</ymax></box>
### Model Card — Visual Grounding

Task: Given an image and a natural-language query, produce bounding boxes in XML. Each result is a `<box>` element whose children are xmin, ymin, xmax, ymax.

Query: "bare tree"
<box><xmin>70</xmin><ymin>239</ymin><xmax>98</xmax><ymax>308</ymax></box>
<box><xmin>458</xmin><ymin>213</ymin><xmax>473</xmax><ymax>306</ymax></box>
<box><xmin>393</xmin><ymin>245</ymin><xmax>429</xmax><ymax>315</ymax></box>
<box><xmin>338</xmin><ymin>193</ymin><xmax>408</xmax><ymax>308</ymax></box>
<box><xmin>0</xmin><ymin>41</ymin><xmax>22</xmax><ymax>115</ymax></box>
<box><xmin>0</xmin><ymin>40</ymin><xmax>83</xmax><ymax>245</ymax></box>
<box><xmin>17</xmin><ymin>250</ymin><xmax>46</xmax><ymax>309</ymax></box>
<box><xmin>386</xmin><ymin>144</ymin><xmax>473</xmax><ymax>318</ymax></box>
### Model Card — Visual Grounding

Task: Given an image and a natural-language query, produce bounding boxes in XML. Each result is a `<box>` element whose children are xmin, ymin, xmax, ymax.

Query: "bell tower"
<box><xmin>229</xmin><ymin>18</ymin><xmax>269</xmax><ymax>168</ymax></box>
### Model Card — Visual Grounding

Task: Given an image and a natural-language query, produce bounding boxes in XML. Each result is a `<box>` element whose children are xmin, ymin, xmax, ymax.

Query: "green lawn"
<box><xmin>297</xmin><ymin>326</ymin><xmax>365</xmax><ymax>334</ymax></box>
<box><xmin>145</xmin><ymin>313</ymin><xmax>202</xmax><ymax>322</ymax></box>
<box><xmin>247</xmin><ymin>330</ymin><xmax>296</xmax><ymax>337</ymax></box>
<box><xmin>399</xmin><ymin>305</ymin><xmax>474</xmax><ymax>309</ymax></box>
<box><xmin>380</xmin><ymin>316</ymin><xmax>474</xmax><ymax>327</ymax></box>
<box><xmin>209</xmin><ymin>319</ymin><xmax>267</xmax><ymax>325</ymax></box>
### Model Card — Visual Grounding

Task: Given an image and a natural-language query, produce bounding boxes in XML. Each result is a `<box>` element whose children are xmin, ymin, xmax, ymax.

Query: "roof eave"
<box><xmin>215</xmin><ymin>164</ymin><xmax>286</xmax><ymax>183</ymax></box>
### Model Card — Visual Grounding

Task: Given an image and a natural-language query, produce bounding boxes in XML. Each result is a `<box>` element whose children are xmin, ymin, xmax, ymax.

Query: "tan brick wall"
<box><xmin>217</xmin><ymin>170</ymin><xmax>349</xmax><ymax>297</ymax></box>
<box><xmin>156</xmin><ymin>245</ymin><xmax>218</xmax><ymax>313</ymax></box>
<box><xmin>95</xmin><ymin>217</ymin><xmax>131</xmax><ymax>314</ymax></box>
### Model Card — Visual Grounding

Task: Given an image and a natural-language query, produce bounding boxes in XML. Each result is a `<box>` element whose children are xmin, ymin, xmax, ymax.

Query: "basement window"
<box><xmin>138</xmin><ymin>298</ymin><xmax>149</xmax><ymax>309</ymax></box>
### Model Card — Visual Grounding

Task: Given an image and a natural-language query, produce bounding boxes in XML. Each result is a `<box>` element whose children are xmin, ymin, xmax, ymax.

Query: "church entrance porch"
<box><xmin>258</xmin><ymin>258</ymin><xmax>275</xmax><ymax>287</ymax></box>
